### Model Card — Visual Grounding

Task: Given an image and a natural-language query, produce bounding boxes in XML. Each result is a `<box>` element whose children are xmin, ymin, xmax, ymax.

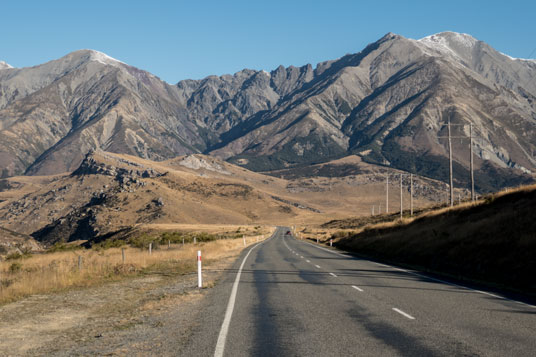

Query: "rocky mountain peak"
<box><xmin>420</xmin><ymin>31</ymin><xmax>478</xmax><ymax>48</ymax></box>
<box><xmin>64</xmin><ymin>49</ymin><xmax>126</xmax><ymax>68</ymax></box>
<box><xmin>415</xmin><ymin>31</ymin><xmax>479</xmax><ymax>61</ymax></box>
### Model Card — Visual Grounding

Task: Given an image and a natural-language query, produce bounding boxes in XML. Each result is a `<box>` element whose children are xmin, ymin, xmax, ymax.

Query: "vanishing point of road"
<box><xmin>182</xmin><ymin>227</ymin><xmax>536</xmax><ymax>356</ymax></box>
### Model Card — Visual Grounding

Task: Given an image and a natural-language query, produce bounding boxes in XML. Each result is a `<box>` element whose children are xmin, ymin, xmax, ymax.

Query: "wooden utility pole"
<box><xmin>400</xmin><ymin>174</ymin><xmax>403</xmax><ymax>219</ymax></box>
<box><xmin>470</xmin><ymin>123</ymin><xmax>475</xmax><ymax>202</ymax></box>
<box><xmin>410</xmin><ymin>173</ymin><xmax>414</xmax><ymax>216</ymax></box>
<box><xmin>386</xmin><ymin>174</ymin><xmax>389</xmax><ymax>213</ymax></box>
<box><xmin>448</xmin><ymin>120</ymin><xmax>454</xmax><ymax>207</ymax></box>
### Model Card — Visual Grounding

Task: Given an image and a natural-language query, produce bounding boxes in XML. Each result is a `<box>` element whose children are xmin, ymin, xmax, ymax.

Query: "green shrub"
<box><xmin>130</xmin><ymin>233</ymin><xmax>160</xmax><ymax>250</ymax></box>
<box><xmin>9</xmin><ymin>262</ymin><xmax>22</xmax><ymax>273</ymax></box>
<box><xmin>93</xmin><ymin>239</ymin><xmax>127</xmax><ymax>250</ymax></box>
<box><xmin>6</xmin><ymin>252</ymin><xmax>23</xmax><ymax>260</ymax></box>
<box><xmin>48</xmin><ymin>242</ymin><xmax>81</xmax><ymax>253</ymax></box>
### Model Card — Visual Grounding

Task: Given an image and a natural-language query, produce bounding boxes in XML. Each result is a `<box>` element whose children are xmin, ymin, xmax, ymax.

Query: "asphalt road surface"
<box><xmin>182</xmin><ymin>227</ymin><xmax>536</xmax><ymax>356</ymax></box>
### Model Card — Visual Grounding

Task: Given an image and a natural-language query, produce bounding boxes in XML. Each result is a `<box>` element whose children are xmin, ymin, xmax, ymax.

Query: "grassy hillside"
<box><xmin>333</xmin><ymin>184</ymin><xmax>536</xmax><ymax>297</ymax></box>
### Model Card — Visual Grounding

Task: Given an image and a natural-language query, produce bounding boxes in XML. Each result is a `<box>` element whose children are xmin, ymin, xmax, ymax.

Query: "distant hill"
<box><xmin>0</xmin><ymin>151</ymin><xmax>454</xmax><ymax>247</ymax></box>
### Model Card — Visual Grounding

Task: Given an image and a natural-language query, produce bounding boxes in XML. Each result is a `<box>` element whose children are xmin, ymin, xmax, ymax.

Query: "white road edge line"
<box><xmin>329</xmin><ymin>273</ymin><xmax>337</xmax><ymax>277</ymax></box>
<box><xmin>301</xmin><ymin>240</ymin><xmax>536</xmax><ymax>309</ymax></box>
<box><xmin>393</xmin><ymin>308</ymin><xmax>415</xmax><ymax>320</ymax></box>
<box><xmin>352</xmin><ymin>285</ymin><xmax>363</xmax><ymax>292</ymax></box>
<box><xmin>214</xmin><ymin>234</ymin><xmax>273</xmax><ymax>357</ymax></box>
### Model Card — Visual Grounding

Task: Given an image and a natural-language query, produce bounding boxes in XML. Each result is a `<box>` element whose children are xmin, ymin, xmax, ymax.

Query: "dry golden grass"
<box><xmin>304</xmin><ymin>183</ymin><xmax>536</xmax><ymax>245</ymax></box>
<box><xmin>0</xmin><ymin>233</ymin><xmax>270</xmax><ymax>305</ymax></box>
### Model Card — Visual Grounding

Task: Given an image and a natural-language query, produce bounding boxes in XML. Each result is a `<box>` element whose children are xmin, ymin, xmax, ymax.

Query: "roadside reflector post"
<box><xmin>149</xmin><ymin>243</ymin><xmax>152</xmax><ymax>255</ymax></box>
<box><xmin>243</xmin><ymin>235</ymin><xmax>246</xmax><ymax>246</ymax></box>
<box><xmin>316</xmin><ymin>237</ymin><xmax>319</xmax><ymax>243</ymax></box>
<box><xmin>197</xmin><ymin>250</ymin><xmax>202</xmax><ymax>288</ymax></box>
<box><xmin>78</xmin><ymin>256</ymin><xmax>83</xmax><ymax>270</ymax></box>
<box><xmin>182</xmin><ymin>238</ymin><xmax>185</xmax><ymax>246</ymax></box>
<box><xmin>330</xmin><ymin>239</ymin><xmax>333</xmax><ymax>247</ymax></box>
<box><xmin>168</xmin><ymin>240</ymin><xmax>171</xmax><ymax>249</ymax></box>
<box><xmin>122</xmin><ymin>248</ymin><xmax>125</xmax><ymax>263</ymax></box>
<box><xmin>194</xmin><ymin>237</ymin><xmax>197</xmax><ymax>244</ymax></box>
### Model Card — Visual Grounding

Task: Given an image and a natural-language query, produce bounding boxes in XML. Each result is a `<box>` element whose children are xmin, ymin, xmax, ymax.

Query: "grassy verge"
<box><xmin>0</xmin><ymin>231</ymin><xmax>271</xmax><ymax>305</ymax></box>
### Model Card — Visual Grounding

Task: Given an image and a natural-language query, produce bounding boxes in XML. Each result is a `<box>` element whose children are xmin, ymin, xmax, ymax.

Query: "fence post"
<box><xmin>122</xmin><ymin>248</ymin><xmax>125</xmax><ymax>264</ymax></box>
<box><xmin>197</xmin><ymin>251</ymin><xmax>202</xmax><ymax>288</ymax></box>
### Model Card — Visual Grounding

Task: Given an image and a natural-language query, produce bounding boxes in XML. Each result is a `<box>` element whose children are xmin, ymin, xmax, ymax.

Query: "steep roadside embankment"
<box><xmin>335</xmin><ymin>185</ymin><xmax>536</xmax><ymax>297</ymax></box>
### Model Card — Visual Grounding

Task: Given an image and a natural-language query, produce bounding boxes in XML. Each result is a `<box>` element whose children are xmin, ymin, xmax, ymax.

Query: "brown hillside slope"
<box><xmin>1</xmin><ymin>151</ymin><xmax>451</xmax><ymax>248</ymax></box>
<box><xmin>335</xmin><ymin>185</ymin><xmax>536</xmax><ymax>297</ymax></box>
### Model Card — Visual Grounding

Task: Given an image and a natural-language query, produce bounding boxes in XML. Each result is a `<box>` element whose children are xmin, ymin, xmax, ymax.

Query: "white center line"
<box><xmin>393</xmin><ymin>308</ymin><xmax>415</xmax><ymax>320</ymax></box>
<box><xmin>315</xmin><ymin>264</ymin><xmax>321</xmax><ymax>269</ymax></box>
<box><xmin>329</xmin><ymin>273</ymin><xmax>337</xmax><ymax>277</ymax></box>
<box><xmin>351</xmin><ymin>285</ymin><xmax>363</xmax><ymax>292</ymax></box>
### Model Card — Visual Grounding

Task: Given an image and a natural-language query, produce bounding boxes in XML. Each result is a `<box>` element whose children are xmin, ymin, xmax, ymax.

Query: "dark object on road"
<box><xmin>286</xmin><ymin>231</ymin><xmax>291</xmax><ymax>235</ymax></box>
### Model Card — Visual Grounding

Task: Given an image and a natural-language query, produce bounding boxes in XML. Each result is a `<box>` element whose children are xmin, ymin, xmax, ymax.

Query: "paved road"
<box><xmin>182</xmin><ymin>227</ymin><xmax>536</xmax><ymax>356</ymax></box>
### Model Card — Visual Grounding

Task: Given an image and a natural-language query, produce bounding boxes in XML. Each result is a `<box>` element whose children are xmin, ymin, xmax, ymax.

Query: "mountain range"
<box><xmin>1</xmin><ymin>32</ymin><xmax>535</xmax><ymax>191</ymax></box>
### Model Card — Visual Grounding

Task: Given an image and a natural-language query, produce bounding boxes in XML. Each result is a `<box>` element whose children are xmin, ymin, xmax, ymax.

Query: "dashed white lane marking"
<box><xmin>352</xmin><ymin>285</ymin><xmax>363</xmax><ymax>292</ymax></box>
<box><xmin>214</xmin><ymin>234</ymin><xmax>274</xmax><ymax>357</ymax></box>
<box><xmin>315</xmin><ymin>265</ymin><xmax>321</xmax><ymax>269</ymax></box>
<box><xmin>329</xmin><ymin>273</ymin><xmax>337</xmax><ymax>277</ymax></box>
<box><xmin>302</xmin><ymin>239</ymin><xmax>536</xmax><ymax>309</ymax></box>
<box><xmin>306</xmin><ymin>259</ymin><xmax>311</xmax><ymax>263</ymax></box>
<box><xmin>300</xmin><ymin>256</ymin><xmax>304</xmax><ymax>259</ymax></box>
<box><xmin>393</xmin><ymin>308</ymin><xmax>415</xmax><ymax>320</ymax></box>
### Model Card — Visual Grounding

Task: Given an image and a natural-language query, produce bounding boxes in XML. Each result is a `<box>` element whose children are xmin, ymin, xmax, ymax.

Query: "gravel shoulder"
<box><xmin>0</xmin><ymin>254</ymin><xmax>236</xmax><ymax>356</ymax></box>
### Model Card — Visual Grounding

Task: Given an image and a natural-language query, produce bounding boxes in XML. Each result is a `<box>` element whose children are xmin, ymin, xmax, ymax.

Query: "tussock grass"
<box><xmin>0</xmin><ymin>234</ymin><xmax>268</xmax><ymax>305</ymax></box>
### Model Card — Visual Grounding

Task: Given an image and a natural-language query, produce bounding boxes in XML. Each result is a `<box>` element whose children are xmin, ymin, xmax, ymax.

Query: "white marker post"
<box><xmin>243</xmin><ymin>235</ymin><xmax>246</xmax><ymax>246</ymax></box>
<box><xmin>330</xmin><ymin>239</ymin><xmax>333</xmax><ymax>247</ymax></box>
<box><xmin>197</xmin><ymin>250</ymin><xmax>202</xmax><ymax>288</ymax></box>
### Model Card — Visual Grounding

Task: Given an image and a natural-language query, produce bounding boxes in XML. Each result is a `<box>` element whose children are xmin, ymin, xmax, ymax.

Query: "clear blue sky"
<box><xmin>1</xmin><ymin>0</ymin><xmax>534</xmax><ymax>83</ymax></box>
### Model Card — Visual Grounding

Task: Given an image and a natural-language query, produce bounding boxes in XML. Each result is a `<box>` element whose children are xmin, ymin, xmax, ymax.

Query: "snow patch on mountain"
<box><xmin>0</xmin><ymin>61</ymin><xmax>13</xmax><ymax>70</ymax></box>
<box><xmin>86</xmin><ymin>50</ymin><xmax>126</xmax><ymax>67</ymax></box>
<box><xmin>416</xmin><ymin>31</ymin><xmax>477</xmax><ymax>60</ymax></box>
<box><xmin>417</xmin><ymin>31</ymin><xmax>535</xmax><ymax>63</ymax></box>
